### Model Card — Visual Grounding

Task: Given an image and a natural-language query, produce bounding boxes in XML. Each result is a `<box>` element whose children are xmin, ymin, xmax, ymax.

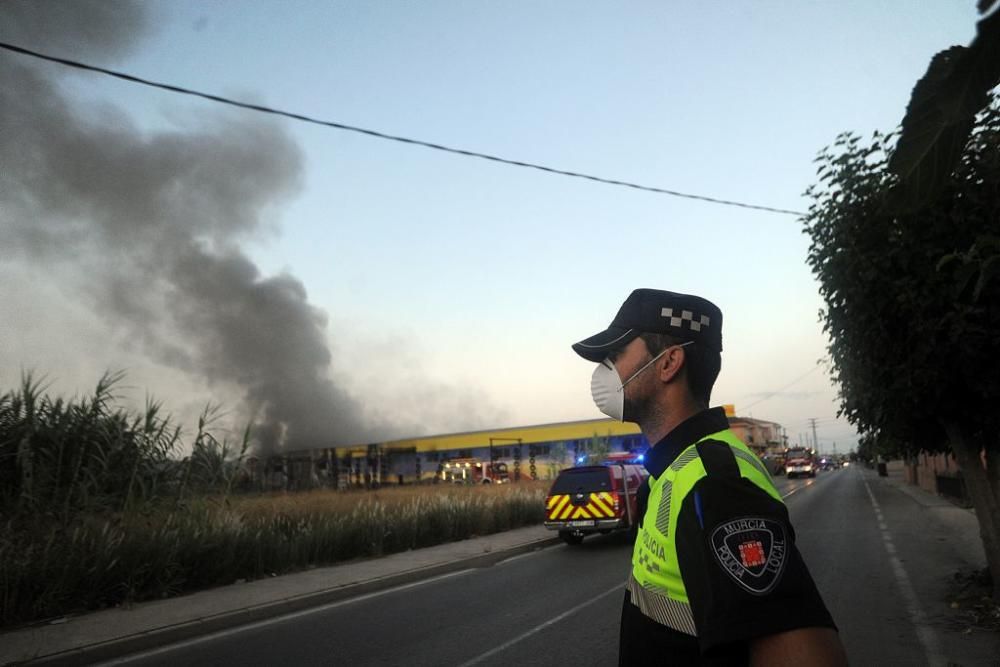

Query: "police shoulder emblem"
<box><xmin>710</xmin><ymin>516</ymin><xmax>788</xmax><ymax>595</ymax></box>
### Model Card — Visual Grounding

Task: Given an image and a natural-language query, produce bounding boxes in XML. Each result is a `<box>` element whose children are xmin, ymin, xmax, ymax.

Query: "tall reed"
<box><xmin>0</xmin><ymin>372</ymin><xmax>185</xmax><ymax>518</ymax></box>
<box><xmin>0</xmin><ymin>375</ymin><xmax>548</xmax><ymax>628</ymax></box>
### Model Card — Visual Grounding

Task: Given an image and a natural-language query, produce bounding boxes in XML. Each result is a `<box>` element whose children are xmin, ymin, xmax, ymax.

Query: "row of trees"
<box><xmin>803</xmin><ymin>1</ymin><xmax>1000</xmax><ymax>597</ymax></box>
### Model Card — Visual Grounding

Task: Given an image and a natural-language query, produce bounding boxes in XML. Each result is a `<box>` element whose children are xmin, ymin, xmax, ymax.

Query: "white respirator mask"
<box><xmin>590</xmin><ymin>341</ymin><xmax>692</xmax><ymax>422</ymax></box>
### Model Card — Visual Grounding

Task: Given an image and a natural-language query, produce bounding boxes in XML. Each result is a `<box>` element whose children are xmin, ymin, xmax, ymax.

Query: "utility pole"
<box><xmin>809</xmin><ymin>418</ymin><xmax>819</xmax><ymax>453</ymax></box>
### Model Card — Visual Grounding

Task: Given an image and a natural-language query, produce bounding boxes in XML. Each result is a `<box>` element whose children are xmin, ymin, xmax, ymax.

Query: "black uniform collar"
<box><xmin>643</xmin><ymin>407</ymin><xmax>730</xmax><ymax>478</ymax></box>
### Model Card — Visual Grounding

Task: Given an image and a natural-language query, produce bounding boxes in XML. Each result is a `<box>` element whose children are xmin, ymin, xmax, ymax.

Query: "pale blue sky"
<box><xmin>1</xmin><ymin>2</ymin><xmax>980</xmax><ymax>450</ymax></box>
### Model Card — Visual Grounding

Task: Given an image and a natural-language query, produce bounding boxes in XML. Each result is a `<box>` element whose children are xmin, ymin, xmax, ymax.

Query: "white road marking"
<box><xmin>100</xmin><ymin>476</ymin><xmax>820</xmax><ymax>665</ymax></box>
<box><xmin>96</xmin><ymin>568</ymin><xmax>476</xmax><ymax>665</ymax></box>
<box><xmin>861</xmin><ymin>472</ymin><xmax>945</xmax><ymax>666</ymax></box>
<box><xmin>496</xmin><ymin>545</ymin><xmax>556</xmax><ymax>566</ymax></box>
<box><xmin>456</xmin><ymin>476</ymin><xmax>810</xmax><ymax>664</ymax></box>
<box><xmin>781</xmin><ymin>477</ymin><xmax>816</xmax><ymax>499</ymax></box>
<box><xmin>456</xmin><ymin>583</ymin><xmax>622</xmax><ymax>666</ymax></box>
<box><xmin>466</xmin><ymin>470</ymin><xmax>827</xmax><ymax>667</ymax></box>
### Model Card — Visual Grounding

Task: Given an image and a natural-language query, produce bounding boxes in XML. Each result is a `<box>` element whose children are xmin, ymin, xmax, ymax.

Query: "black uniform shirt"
<box><xmin>619</xmin><ymin>407</ymin><xmax>836</xmax><ymax>666</ymax></box>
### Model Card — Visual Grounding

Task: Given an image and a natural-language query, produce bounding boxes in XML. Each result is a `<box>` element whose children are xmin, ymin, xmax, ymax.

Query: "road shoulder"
<box><xmin>865</xmin><ymin>466</ymin><xmax>1000</xmax><ymax>665</ymax></box>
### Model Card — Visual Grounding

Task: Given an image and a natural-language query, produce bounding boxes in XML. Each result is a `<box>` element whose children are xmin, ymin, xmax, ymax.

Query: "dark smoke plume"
<box><xmin>0</xmin><ymin>1</ymin><xmax>370</xmax><ymax>450</ymax></box>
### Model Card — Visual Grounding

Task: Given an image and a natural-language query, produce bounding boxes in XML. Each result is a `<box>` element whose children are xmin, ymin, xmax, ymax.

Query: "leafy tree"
<box><xmin>584</xmin><ymin>434</ymin><xmax>610</xmax><ymax>461</ymax></box>
<box><xmin>547</xmin><ymin>441</ymin><xmax>569</xmax><ymax>479</ymax></box>
<box><xmin>889</xmin><ymin>1</ymin><xmax>1000</xmax><ymax>210</ymax></box>
<box><xmin>549</xmin><ymin>441</ymin><xmax>568</xmax><ymax>466</ymax></box>
<box><xmin>803</xmin><ymin>96</ymin><xmax>1000</xmax><ymax>596</ymax></box>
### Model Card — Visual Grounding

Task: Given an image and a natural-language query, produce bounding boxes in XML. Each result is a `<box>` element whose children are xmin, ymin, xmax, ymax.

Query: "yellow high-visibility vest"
<box><xmin>627</xmin><ymin>429</ymin><xmax>781</xmax><ymax>635</ymax></box>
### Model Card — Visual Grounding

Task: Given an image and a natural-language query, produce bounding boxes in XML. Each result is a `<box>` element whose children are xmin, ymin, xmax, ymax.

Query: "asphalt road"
<box><xmin>101</xmin><ymin>468</ymin><xmax>960</xmax><ymax>666</ymax></box>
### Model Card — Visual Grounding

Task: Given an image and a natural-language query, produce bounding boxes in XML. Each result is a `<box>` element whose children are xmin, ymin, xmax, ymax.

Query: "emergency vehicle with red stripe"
<box><xmin>544</xmin><ymin>453</ymin><xmax>647</xmax><ymax>545</ymax></box>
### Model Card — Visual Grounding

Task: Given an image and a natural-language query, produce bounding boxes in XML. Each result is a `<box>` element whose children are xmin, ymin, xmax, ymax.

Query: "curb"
<box><xmin>10</xmin><ymin>535</ymin><xmax>562</xmax><ymax>666</ymax></box>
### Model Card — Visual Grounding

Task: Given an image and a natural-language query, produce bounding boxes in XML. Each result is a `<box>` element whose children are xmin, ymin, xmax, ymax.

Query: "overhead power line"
<box><xmin>786</xmin><ymin>416</ymin><xmax>838</xmax><ymax>425</ymax></box>
<box><xmin>740</xmin><ymin>359</ymin><xmax>825</xmax><ymax>411</ymax></box>
<box><xmin>0</xmin><ymin>41</ymin><xmax>806</xmax><ymax>217</ymax></box>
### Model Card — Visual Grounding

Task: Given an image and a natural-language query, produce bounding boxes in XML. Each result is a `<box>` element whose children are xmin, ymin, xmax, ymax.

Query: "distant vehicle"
<box><xmin>602</xmin><ymin>451</ymin><xmax>646</xmax><ymax>465</ymax></box>
<box><xmin>544</xmin><ymin>460</ymin><xmax>646</xmax><ymax>545</ymax></box>
<box><xmin>784</xmin><ymin>447</ymin><xmax>817</xmax><ymax>479</ymax></box>
<box><xmin>439</xmin><ymin>458</ymin><xmax>509</xmax><ymax>484</ymax></box>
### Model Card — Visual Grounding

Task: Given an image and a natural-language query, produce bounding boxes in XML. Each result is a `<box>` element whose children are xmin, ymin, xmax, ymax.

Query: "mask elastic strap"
<box><xmin>619</xmin><ymin>340</ymin><xmax>693</xmax><ymax>391</ymax></box>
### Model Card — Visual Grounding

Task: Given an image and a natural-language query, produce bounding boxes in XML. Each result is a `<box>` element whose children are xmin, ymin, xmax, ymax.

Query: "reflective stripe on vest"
<box><xmin>626</xmin><ymin>571</ymin><xmax>697</xmax><ymax>635</ymax></box>
<box><xmin>629</xmin><ymin>428</ymin><xmax>781</xmax><ymax>635</ymax></box>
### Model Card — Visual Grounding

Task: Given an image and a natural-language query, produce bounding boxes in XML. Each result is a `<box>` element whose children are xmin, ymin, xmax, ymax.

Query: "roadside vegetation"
<box><xmin>803</xmin><ymin>0</ymin><xmax>1000</xmax><ymax>602</ymax></box>
<box><xmin>0</xmin><ymin>373</ymin><xmax>546</xmax><ymax>628</ymax></box>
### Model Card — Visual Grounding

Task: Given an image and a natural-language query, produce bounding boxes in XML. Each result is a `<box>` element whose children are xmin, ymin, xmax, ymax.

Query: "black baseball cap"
<box><xmin>572</xmin><ymin>288</ymin><xmax>723</xmax><ymax>362</ymax></box>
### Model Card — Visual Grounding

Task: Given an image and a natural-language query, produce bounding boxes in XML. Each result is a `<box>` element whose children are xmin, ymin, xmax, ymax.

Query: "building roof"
<box><xmin>335</xmin><ymin>417</ymin><xmax>643</xmax><ymax>455</ymax></box>
<box><xmin>303</xmin><ymin>412</ymin><xmax>782</xmax><ymax>456</ymax></box>
<box><xmin>729</xmin><ymin>416</ymin><xmax>782</xmax><ymax>427</ymax></box>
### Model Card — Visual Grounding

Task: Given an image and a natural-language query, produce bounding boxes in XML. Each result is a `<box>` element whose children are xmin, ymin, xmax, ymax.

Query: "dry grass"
<box><xmin>3</xmin><ymin>478</ymin><xmax>548</xmax><ymax>628</ymax></box>
<box><xmin>231</xmin><ymin>480</ymin><xmax>552</xmax><ymax>518</ymax></box>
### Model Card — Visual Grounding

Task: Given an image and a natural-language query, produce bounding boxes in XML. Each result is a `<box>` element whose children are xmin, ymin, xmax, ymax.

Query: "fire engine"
<box><xmin>439</xmin><ymin>458</ymin><xmax>510</xmax><ymax>484</ymax></box>
<box><xmin>784</xmin><ymin>447</ymin><xmax>817</xmax><ymax>478</ymax></box>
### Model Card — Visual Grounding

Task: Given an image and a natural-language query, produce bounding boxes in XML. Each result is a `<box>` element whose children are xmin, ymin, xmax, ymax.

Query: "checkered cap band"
<box><xmin>661</xmin><ymin>308</ymin><xmax>711</xmax><ymax>333</ymax></box>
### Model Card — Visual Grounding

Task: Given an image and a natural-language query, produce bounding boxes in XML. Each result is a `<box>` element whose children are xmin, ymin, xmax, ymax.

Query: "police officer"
<box><xmin>573</xmin><ymin>289</ymin><xmax>846</xmax><ymax>666</ymax></box>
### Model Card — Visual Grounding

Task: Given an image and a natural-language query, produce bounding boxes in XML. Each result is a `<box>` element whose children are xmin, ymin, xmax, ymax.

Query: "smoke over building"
<box><xmin>0</xmin><ymin>1</ymin><xmax>371</xmax><ymax>451</ymax></box>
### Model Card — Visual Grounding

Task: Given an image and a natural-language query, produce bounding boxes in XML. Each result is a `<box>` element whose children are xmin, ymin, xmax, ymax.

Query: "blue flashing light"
<box><xmin>636</xmin><ymin>453</ymin><xmax>645</xmax><ymax>462</ymax></box>
<box><xmin>576</xmin><ymin>456</ymin><xmax>587</xmax><ymax>464</ymax></box>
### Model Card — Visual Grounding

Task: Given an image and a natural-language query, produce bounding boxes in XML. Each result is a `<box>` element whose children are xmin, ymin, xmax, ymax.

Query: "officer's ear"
<box><xmin>657</xmin><ymin>345</ymin><xmax>687</xmax><ymax>384</ymax></box>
